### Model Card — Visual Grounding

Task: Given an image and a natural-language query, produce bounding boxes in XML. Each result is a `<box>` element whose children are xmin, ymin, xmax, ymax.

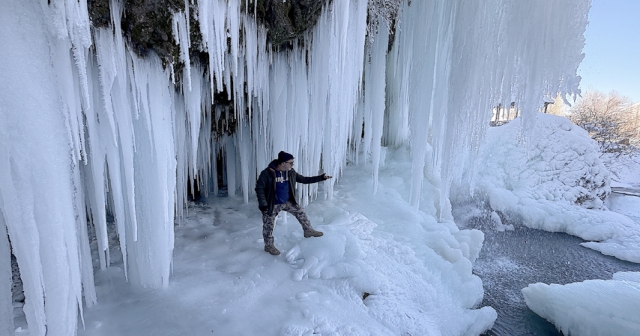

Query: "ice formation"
<box><xmin>522</xmin><ymin>272</ymin><xmax>640</xmax><ymax>336</ymax></box>
<box><xmin>460</xmin><ymin>113</ymin><xmax>640</xmax><ymax>262</ymax></box>
<box><xmin>0</xmin><ymin>0</ymin><xmax>589</xmax><ymax>334</ymax></box>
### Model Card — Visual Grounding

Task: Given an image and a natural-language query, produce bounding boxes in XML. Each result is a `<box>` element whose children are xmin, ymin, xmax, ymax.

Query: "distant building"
<box><xmin>490</xmin><ymin>102</ymin><xmax>518</xmax><ymax>126</ymax></box>
<box><xmin>490</xmin><ymin>96</ymin><xmax>561</xmax><ymax>126</ymax></box>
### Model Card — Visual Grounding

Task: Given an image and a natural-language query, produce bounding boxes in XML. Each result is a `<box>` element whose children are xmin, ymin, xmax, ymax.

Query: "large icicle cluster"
<box><xmin>0</xmin><ymin>0</ymin><xmax>589</xmax><ymax>334</ymax></box>
<box><xmin>385</xmin><ymin>0</ymin><xmax>590</xmax><ymax>215</ymax></box>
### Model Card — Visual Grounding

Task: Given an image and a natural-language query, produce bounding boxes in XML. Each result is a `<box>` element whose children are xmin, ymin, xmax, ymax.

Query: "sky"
<box><xmin>578</xmin><ymin>0</ymin><xmax>640</xmax><ymax>102</ymax></box>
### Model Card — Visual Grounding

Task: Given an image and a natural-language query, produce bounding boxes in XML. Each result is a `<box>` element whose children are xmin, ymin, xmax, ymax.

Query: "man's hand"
<box><xmin>321</xmin><ymin>173</ymin><xmax>333</xmax><ymax>180</ymax></box>
<box><xmin>259</xmin><ymin>205</ymin><xmax>268</xmax><ymax>213</ymax></box>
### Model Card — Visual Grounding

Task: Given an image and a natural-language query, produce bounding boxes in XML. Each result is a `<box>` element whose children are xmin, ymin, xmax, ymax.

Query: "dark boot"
<box><xmin>304</xmin><ymin>229</ymin><xmax>324</xmax><ymax>238</ymax></box>
<box><xmin>264</xmin><ymin>245</ymin><xmax>281</xmax><ymax>255</ymax></box>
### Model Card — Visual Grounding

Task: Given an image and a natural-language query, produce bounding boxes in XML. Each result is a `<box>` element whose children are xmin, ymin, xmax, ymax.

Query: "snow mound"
<box><xmin>462</xmin><ymin>113</ymin><xmax>640</xmax><ymax>263</ymax></box>
<box><xmin>522</xmin><ymin>272</ymin><xmax>640</xmax><ymax>336</ymax></box>
<box><xmin>474</xmin><ymin>113</ymin><xmax>610</xmax><ymax>208</ymax></box>
<box><xmin>283</xmin><ymin>212</ymin><xmax>494</xmax><ymax>335</ymax></box>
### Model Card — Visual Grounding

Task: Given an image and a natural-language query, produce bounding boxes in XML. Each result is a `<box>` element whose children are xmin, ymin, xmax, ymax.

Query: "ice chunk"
<box><xmin>523</xmin><ymin>279</ymin><xmax>640</xmax><ymax>336</ymax></box>
<box><xmin>613</xmin><ymin>272</ymin><xmax>640</xmax><ymax>283</ymax></box>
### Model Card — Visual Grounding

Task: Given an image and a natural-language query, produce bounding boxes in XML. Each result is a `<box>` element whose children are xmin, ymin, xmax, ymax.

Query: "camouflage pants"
<box><xmin>262</xmin><ymin>201</ymin><xmax>312</xmax><ymax>246</ymax></box>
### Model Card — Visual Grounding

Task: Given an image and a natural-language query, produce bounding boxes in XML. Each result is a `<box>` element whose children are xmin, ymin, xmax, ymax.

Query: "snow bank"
<box><xmin>522</xmin><ymin>272</ymin><xmax>640</xmax><ymax>336</ymax></box>
<box><xmin>472</xmin><ymin>113</ymin><xmax>610</xmax><ymax>208</ymax></box>
<box><xmin>460</xmin><ymin>113</ymin><xmax>640</xmax><ymax>263</ymax></box>
<box><xmin>601</xmin><ymin>151</ymin><xmax>640</xmax><ymax>189</ymax></box>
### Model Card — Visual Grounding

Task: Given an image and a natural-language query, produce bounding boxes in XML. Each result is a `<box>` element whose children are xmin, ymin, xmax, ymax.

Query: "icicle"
<box><xmin>236</xmin><ymin>120</ymin><xmax>253</xmax><ymax>204</ymax></box>
<box><xmin>186</xmin><ymin>65</ymin><xmax>204</xmax><ymax>179</ymax></box>
<box><xmin>93</xmin><ymin>29</ymin><xmax>119</xmax><ymax>147</ymax></box>
<box><xmin>127</xmin><ymin>53</ymin><xmax>176</xmax><ymax>288</ymax></box>
<box><xmin>225</xmin><ymin>136</ymin><xmax>238</xmax><ymax>197</ymax></box>
<box><xmin>362</xmin><ymin>68</ymin><xmax>373</xmax><ymax>166</ymax></box>
<box><xmin>45</xmin><ymin>0</ymin><xmax>93</xmax><ymax>164</ymax></box>
<box><xmin>76</xmin><ymin>167</ymin><xmax>98</xmax><ymax>309</ymax></box>
<box><xmin>383</xmin><ymin>25</ymin><xmax>410</xmax><ymax>148</ymax></box>
<box><xmin>353</xmin><ymin>94</ymin><xmax>365</xmax><ymax>166</ymax></box>
<box><xmin>227</xmin><ymin>0</ymin><xmax>241</xmax><ymax>76</ymax></box>
<box><xmin>71</xmin><ymin>160</ymin><xmax>95</xmax><ymax>330</ymax></box>
<box><xmin>84</xmin><ymin>56</ymin><xmax>110</xmax><ymax>270</ymax></box>
<box><xmin>0</xmin><ymin>215</ymin><xmax>15</xmax><ymax>336</ymax></box>
<box><xmin>366</xmin><ymin>25</ymin><xmax>389</xmax><ymax>194</ymax></box>
<box><xmin>199</xmin><ymin>0</ymin><xmax>228</xmax><ymax>94</ymax></box>
<box><xmin>197</xmin><ymin>88</ymin><xmax>215</xmax><ymax>198</ymax></box>
<box><xmin>174</xmin><ymin>93</ymin><xmax>189</xmax><ymax>222</ymax></box>
<box><xmin>304</xmin><ymin>0</ymin><xmax>369</xmax><ymax>200</ymax></box>
<box><xmin>173</xmin><ymin>10</ymin><xmax>192</xmax><ymax>90</ymax></box>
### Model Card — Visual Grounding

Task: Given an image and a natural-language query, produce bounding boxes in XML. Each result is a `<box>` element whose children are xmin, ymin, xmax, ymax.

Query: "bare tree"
<box><xmin>620</xmin><ymin>102</ymin><xmax>640</xmax><ymax>146</ymax></box>
<box><xmin>570</xmin><ymin>91</ymin><xmax>638</xmax><ymax>153</ymax></box>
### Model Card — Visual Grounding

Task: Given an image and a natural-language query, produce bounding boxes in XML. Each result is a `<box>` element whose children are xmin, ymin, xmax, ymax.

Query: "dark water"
<box><xmin>460</xmin><ymin>207</ymin><xmax>640</xmax><ymax>336</ymax></box>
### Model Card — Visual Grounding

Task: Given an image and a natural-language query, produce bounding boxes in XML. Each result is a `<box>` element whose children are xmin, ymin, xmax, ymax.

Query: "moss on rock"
<box><xmin>121</xmin><ymin>0</ymin><xmax>183</xmax><ymax>66</ymax></box>
<box><xmin>88</xmin><ymin>0</ymin><xmax>111</xmax><ymax>28</ymax></box>
<box><xmin>90</xmin><ymin>0</ymin><xmax>329</xmax><ymax>66</ymax></box>
<box><xmin>247</xmin><ymin>0</ymin><xmax>328</xmax><ymax>45</ymax></box>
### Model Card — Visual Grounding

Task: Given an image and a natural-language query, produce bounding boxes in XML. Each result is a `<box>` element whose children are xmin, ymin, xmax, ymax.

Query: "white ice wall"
<box><xmin>0</xmin><ymin>2</ymin><xmax>90</xmax><ymax>335</ymax></box>
<box><xmin>385</xmin><ymin>0</ymin><xmax>590</xmax><ymax>217</ymax></box>
<box><xmin>0</xmin><ymin>0</ymin><xmax>590</xmax><ymax>334</ymax></box>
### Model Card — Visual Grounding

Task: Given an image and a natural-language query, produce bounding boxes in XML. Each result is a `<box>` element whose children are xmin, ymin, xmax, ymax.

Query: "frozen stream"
<box><xmin>465</xmin><ymin>192</ymin><xmax>640</xmax><ymax>336</ymax></box>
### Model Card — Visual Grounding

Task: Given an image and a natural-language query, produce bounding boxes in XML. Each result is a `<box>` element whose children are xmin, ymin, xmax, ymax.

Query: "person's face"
<box><xmin>280</xmin><ymin>160</ymin><xmax>294</xmax><ymax>171</ymax></box>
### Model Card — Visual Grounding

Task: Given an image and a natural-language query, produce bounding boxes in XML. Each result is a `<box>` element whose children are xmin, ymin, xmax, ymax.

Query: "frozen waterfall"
<box><xmin>0</xmin><ymin>0</ymin><xmax>589</xmax><ymax>334</ymax></box>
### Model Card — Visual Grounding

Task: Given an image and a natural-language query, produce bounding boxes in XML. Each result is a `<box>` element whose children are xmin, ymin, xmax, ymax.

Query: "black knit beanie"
<box><xmin>277</xmin><ymin>151</ymin><xmax>294</xmax><ymax>163</ymax></box>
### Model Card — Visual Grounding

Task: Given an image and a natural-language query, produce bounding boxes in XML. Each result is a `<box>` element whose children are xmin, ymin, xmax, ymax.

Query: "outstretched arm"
<box><xmin>295</xmin><ymin>172</ymin><xmax>332</xmax><ymax>184</ymax></box>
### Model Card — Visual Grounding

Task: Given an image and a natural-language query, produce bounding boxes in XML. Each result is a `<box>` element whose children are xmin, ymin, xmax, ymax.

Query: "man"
<box><xmin>255</xmin><ymin>151</ymin><xmax>332</xmax><ymax>255</ymax></box>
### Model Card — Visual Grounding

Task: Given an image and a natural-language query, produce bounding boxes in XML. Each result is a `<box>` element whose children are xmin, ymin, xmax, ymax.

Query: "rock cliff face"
<box><xmin>89</xmin><ymin>0</ymin><xmax>188</xmax><ymax>66</ymax></box>
<box><xmin>87</xmin><ymin>0</ymin><xmax>330</xmax><ymax>137</ymax></box>
<box><xmin>253</xmin><ymin>0</ymin><xmax>327</xmax><ymax>45</ymax></box>
<box><xmin>88</xmin><ymin>0</ymin><xmax>329</xmax><ymax>67</ymax></box>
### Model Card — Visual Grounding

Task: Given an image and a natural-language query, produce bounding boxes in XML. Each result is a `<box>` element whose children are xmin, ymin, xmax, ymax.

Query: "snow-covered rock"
<box><xmin>473</xmin><ymin>113</ymin><xmax>610</xmax><ymax>209</ymax></box>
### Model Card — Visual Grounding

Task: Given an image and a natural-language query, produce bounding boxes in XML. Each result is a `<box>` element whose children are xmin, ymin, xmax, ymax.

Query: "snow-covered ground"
<box><xmin>602</xmin><ymin>151</ymin><xmax>640</xmax><ymax>189</ymax></box>
<box><xmin>457</xmin><ymin>113</ymin><xmax>640</xmax><ymax>263</ymax></box>
<box><xmin>58</xmin><ymin>148</ymin><xmax>496</xmax><ymax>336</ymax></box>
